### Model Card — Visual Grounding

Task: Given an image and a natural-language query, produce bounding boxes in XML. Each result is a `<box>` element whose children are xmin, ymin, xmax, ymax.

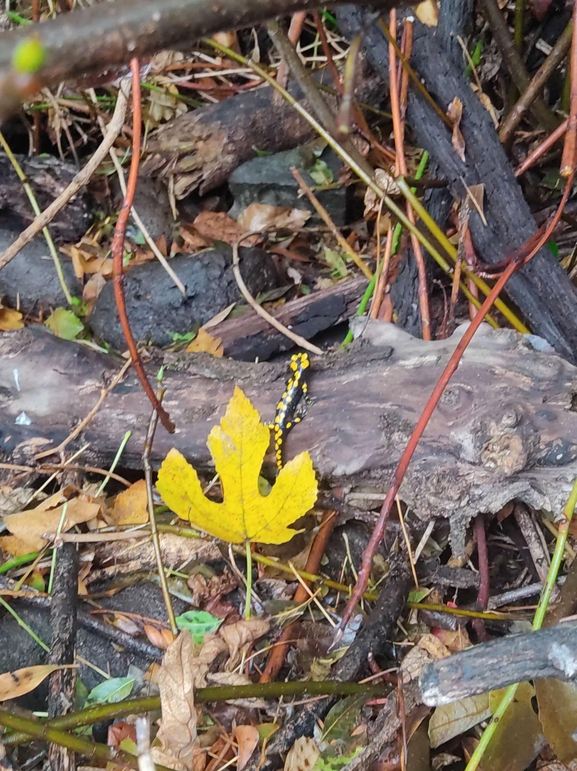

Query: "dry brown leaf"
<box><xmin>220</xmin><ymin>618</ymin><xmax>270</xmax><ymax>669</ymax></box>
<box><xmin>187</xmin><ymin>569</ymin><xmax>237</xmax><ymax>607</ymax></box>
<box><xmin>112</xmin><ymin>479</ymin><xmax>149</xmax><ymax>525</ymax></box>
<box><xmin>236</xmin><ymin>203</ymin><xmax>310</xmax><ymax>232</ymax></box>
<box><xmin>83</xmin><ymin>272</ymin><xmax>107</xmax><ymax>315</ymax></box>
<box><xmin>283</xmin><ymin>737</ymin><xmax>320</xmax><ymax>771</ymax></box>
<box><xmin>232</xmin><ymin>725</ymin><xmax>259</xmax><ymax>771</ymax></box>
<box><xmin>185</xmin><ymin>328</ymin><xmax>224</xmax><ymax>357</ymax></box>
<box><xmin>192</xmin><ymin>211</ymin><xmax>257</xmax><ymax>246</ymax></box>
<box><xmin>144</xmin><ymin>623</ymin><xmax>171</xmax><ymax>651</ymax></box>
<box><xmin>0</xmin><ymin>664</ymin><xmax>62</xmax><ymax>701</ymax></box>
<box><xmin>4</xmin><ymin>496</ymin><xmax>101</xmax><ymax>552</ymax></box>
<box><xmin>154</xmin><ymin>631</ymin><xmax>202</xmax><ymax>771</ymax></box>
<box><xmin>447</xmin><ymin>97</ymin><xmax>466</xmax><ymax>162</ymax></box>
<box><xmin>189</xmin><ymin>636</ymin><xmax>229</xmax><ymax>688</ymax></box>
<box><xmin>401</xmin><ymin>634</ymin><xmax>450</xmax><ymax>682</ymax></box>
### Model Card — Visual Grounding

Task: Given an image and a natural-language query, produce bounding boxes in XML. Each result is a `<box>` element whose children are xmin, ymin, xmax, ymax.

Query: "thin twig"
<box><xmin>260</xmin><ymin>510</ymin><xmax>337</xmax><ymax>682</ymax></box>
<box><xmin>480</xmin><ymin>0</ymin><xmax>557</xmax><ymax>131</ymax></box>
<box><xmin>0</xmin><ymin>81</ymin><xmax>129</xmax><ymax>271</ymax></box>
<box><xmin>561</xmin><ymin>9</ymin><xmax>577</xmax><ymax>176</ymax></box>
<box><xmin>291</xmin><ymin>167</ymin><xmax>372</xmax><ymax>279</ymax></box>
<box><xmin>514</xmin><ymin>118</ymin><xmax>567</xmax><ymax>176</ymax></box>
<box><xmin>88</xmin><ymin>86</ymin><xmax>186</xmax><ymax>296</ymax></box>
<box><xmin>388</xmin><ymin>10</ymin><xmax>430</xmax><ymax>339</ymax></box>
<box><xmin>500</xmin><ymin>19</ymin><xmax>572</xmax><ymax>144</ymax></box>
<box><xmin>232</xmin><ymin>232</ymin><xmax>323</xmax><ymax>355</ymax></box>
<box><xmin>111</xmin><ymin>59</ymin><xmax>175</xmax><ymax>433</ymax></box>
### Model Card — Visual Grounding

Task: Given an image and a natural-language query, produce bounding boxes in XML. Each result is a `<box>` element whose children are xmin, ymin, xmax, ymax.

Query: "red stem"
<box><xmin>111</xmin><ymin>59</ymin><xmax>175</xmax><ymax>434</ymax></box>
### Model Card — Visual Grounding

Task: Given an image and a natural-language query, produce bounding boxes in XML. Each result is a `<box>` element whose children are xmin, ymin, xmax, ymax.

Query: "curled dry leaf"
<box><xmin>364</xmin><ymin>168</ymin><xmax>400</xmax><ymax>217</ymax></box>
<box><xmin>153</xmin><ymin>631</ymin><xmax>204</xmax><ymax>771</ymax></box>
<box><xmin>220</xmin><ymin>618</ymin><xmax>270</xmax><ymax>669</ymax></box>
<box><xmin>236</xmin><ymin>203</ymin><xmax>311</xmax><ymax>232</ymax></box>
<box><xmin>205</xmin><ymin>672</ymin><xmax>267</xmax><ymax>708</ymax></box>
<box><xmin>283</xmin><ymin>736</ymin><xmax>320</xmax><ymax>771</ymax></box>
<box><xmin>447</xmin><ymin>97</ymin><xmax>466</xmax><ymax>162</ymax></box>
<box><xmin>189</xmin><ymin>636</ymin><xmax>229</xmax><ymax>688</ymax></box>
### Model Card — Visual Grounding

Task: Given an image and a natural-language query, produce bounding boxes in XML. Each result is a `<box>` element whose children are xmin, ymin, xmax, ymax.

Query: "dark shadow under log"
<box><xmin>2</xmin><ymin>320</ymin><xmax>577</xmax><ymax>554</ymax></box>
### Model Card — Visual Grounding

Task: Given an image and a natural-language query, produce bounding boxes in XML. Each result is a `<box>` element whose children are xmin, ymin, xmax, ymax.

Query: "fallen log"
<box><xmin>2</xmin><ymin>321</ymin><xmax>577</xmax><ymax>554</ymax></box>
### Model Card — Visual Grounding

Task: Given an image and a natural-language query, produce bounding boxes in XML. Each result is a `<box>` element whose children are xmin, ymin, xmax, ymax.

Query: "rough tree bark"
<box><xmin>3</xmin><ymin>322</ymin><xmax>577</xmax><ymax>554</ymax></box>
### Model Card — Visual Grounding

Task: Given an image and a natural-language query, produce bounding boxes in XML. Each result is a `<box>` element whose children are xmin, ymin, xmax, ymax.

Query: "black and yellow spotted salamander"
<box><xmin>271</xmin><ymin>352</ymin><xmax>313</xmax><ymax>469</ymax></box>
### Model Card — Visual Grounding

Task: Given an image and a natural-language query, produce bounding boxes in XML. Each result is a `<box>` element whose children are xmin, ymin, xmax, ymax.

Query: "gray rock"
<box><xmin>90</xmin><ymin>245</ymin><xmax>279</xmax><ymax>349</ymax></box>
<box><xmin>0</xmin><ymin>215</ymin><xmax>81</xmax><ymax>310</ymax></box>
<box><xmin>228</xmin><ymin>146</ymin><xmax>348</xmax><ymax>225</ymax></box>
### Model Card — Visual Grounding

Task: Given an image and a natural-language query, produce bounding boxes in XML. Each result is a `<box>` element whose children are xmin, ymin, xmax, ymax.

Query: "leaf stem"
<box><xmin>244</xmin><ymin>539</ymin><xmax>253</xmax><ymax>620</ymax></box>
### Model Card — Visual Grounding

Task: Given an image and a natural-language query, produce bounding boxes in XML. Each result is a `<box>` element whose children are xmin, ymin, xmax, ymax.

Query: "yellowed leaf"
<box><xmin>4</xmin><ymin>496</ymin><xmax>101</xmax><ymax>552</ymax></box>
<box><xmin>0</xmin><ymin>664</ymin><xmax>62</xmax><ymax>701</ymax></box>
<box><xmin>481</xmin><ymin>683</ymin><xmax>545</xmax><ymax>770</ymax></box>
<box><xmin>157</xmin><ymin>387</ymin><xmax>317</xmax><ymax>545</ymax></box>
<box><xmin>415</xmin><ymin>0</ymin><xmax>439</xmax><ymax>26</ymax></box>
<box><xmin>185</xmin><ymin>328</ymin><xmax>224</xmax><ymax>357</ymax></box>
<box><xmin>112</xmin><ymin>479</ymin><xmax>149</xmax><ymax>525</ymax></box>
<box><xmin>0</xmin><ymin>302</ymin><xmax>23</xmax><ymax>331</ymax></box>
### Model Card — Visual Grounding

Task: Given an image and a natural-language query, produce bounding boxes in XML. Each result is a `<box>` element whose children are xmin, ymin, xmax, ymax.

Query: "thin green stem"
<box><xmin>244</xmin><ymin>540</ymin><xmax>253</xmax><ymax>620</ymax></box>
<box><xmin>0</xmin><ymin>596</ymin><xmax>49</xmax><ymax>652</ymax></box>
<box><xmin>0</xmin><ymin>130</ymin><xmax>74</xmax><ymax>306</ymax></box>
<box><xmin>96</xmin><ymin>431</ymin><xmax>132</xmax><ymax>496</ymax></box>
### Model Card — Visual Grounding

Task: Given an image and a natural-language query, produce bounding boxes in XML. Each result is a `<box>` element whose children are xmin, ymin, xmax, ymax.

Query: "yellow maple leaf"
<box><xmin>157</xmin><ymin>387</ymin><xmax>317</xmax><ymax>544</ymax></box>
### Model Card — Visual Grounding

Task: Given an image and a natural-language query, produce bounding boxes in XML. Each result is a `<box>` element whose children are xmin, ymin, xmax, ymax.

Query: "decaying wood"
<box><xmin>420</xmin><ymin>621</ymin><xmax>577</xmax><ymax>706</ymax></box>
<box><xmin>336</xmin><ymin>7</ymin><xmax>577</xmax><ymax>363</ymax></box>
<box><xmin>3</xmin><ymin>321</ymin><xmax>577</xmax><ymax>553</ymax></box>
<box><xmin>143</xmin><ymin>71</ymin><xmax>384</xmax><ymax>197</ymax></box>
<box><xmin>214</xmin><ymin>276</ymin><xmax>368</xmax><ymax>360</ymax></box>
